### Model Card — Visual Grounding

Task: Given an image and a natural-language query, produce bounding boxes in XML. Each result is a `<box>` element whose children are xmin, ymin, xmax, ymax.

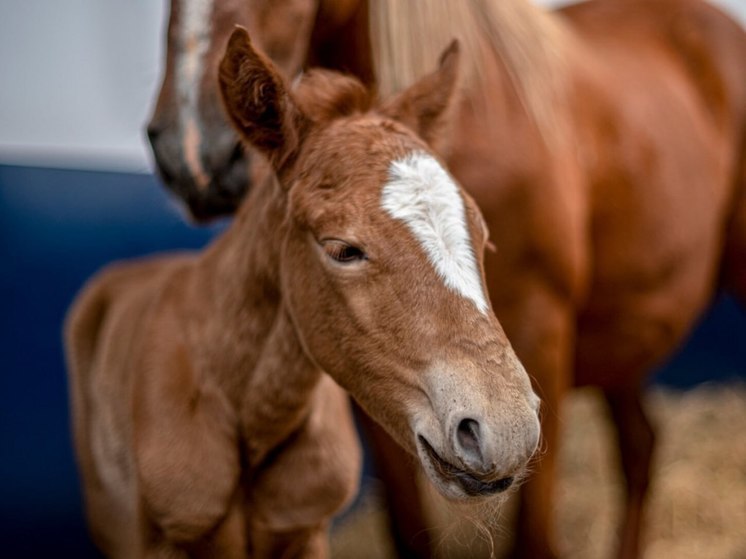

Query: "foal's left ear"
<box><xmin>219</xmin><ymin>27</ymin><xmax>309</xmax><ymax>175</ymax></box>
<box><xmin>380</xmin><ymin>40</ymin><xmax>461</xmax><ymax>147</ymax></box>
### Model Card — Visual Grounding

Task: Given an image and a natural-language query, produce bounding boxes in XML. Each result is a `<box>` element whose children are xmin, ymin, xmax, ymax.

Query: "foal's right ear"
<box><xmin>380</xmin><ymin>40</ymin><xmax>461</xmax><ymax>149</ymax></box>
<box><xmin>219</xmin><ymin>27</ymin><xmax>308</xmax><ymax>174</ymax></box>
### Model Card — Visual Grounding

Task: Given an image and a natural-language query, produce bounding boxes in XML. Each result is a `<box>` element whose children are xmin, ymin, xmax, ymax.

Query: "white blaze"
<box><xmin>381</xmin><ymin>153</ymin><xmax>489</xmax><ymax>314</ymax></box>
<box><xmin>175</xmin><ymin>0</ymin><xmax>213</xmax><ymax>188</ymax></box>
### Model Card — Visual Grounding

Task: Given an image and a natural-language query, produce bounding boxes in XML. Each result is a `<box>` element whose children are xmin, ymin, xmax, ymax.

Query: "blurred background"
<box><xmin>1</xmin><ymin>1</ymin><xmax>744</xmax><ymax>557</ymax></box>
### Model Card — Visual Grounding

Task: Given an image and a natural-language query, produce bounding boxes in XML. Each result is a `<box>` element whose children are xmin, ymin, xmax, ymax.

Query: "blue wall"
<box><xmin>0</xmin><ymin>164</ymin><xmax>744</xmax><ymax>557</ymax></box>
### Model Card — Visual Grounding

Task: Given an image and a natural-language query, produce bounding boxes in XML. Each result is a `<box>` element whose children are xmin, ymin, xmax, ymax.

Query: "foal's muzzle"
<box><xmin>414</xmin><ymin>380</ymin><xmax>541</xmax><ymax>501</ymax></box>
<box><xmin>419</xmin><ymin>435</ymin><xmax>515</xmax><ymax>497</ymax></box>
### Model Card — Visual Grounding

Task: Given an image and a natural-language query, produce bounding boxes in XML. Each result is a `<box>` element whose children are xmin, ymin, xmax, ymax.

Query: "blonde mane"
<box><xmin>369</xmin><ymin>0</ymin><xmax>573</xmax><ymax>143</ymax></box>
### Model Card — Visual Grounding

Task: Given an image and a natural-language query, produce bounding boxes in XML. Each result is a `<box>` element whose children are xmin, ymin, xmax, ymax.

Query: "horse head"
<box><xmin>147</xmin><ymin>0</ymin><xmax>318</xmax><ymax>220</ymax></box>
<box><xmin>219</xmin><ymin>28</ymin><xmax>541</xmax><ymax>499</ymax></box>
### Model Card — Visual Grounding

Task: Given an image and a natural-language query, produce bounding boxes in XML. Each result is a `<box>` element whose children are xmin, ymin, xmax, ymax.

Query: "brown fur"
<box><xmin>147</xmin><ymin>1</ymin><xmax>746</xmax><ymax>558</ymax></box>
<box><xmin>68</xmin><ymin>32</ymin><xmax>541</xmax><ymax>558</ymax></box>
<box><xmin>394</xmin><ymin>1</ymin><xmax>746</xmax><ymax>557</ymax></box>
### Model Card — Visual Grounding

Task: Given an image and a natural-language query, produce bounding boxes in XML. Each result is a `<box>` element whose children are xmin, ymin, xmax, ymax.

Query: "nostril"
<box><xmin>146</xmin><ymin>123</ymin><xmax>161</xmax><ymax>145</ymax></box>
<box><xmin>456</xmin><ymin>418</ymin><xmax>482</xmax><ymax>458</ymax></box>
<box><xmin>228</xmin><ymin>141</ymin><xmax>244</xmax><ymax>165</ymax></box>
<box><xmin>150</xmin><ymin>152</ymin><xmax>175</xmax><ymax>184</ymax></box>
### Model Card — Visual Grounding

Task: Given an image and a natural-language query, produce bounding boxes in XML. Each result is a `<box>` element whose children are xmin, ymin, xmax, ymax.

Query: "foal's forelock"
<box><xmin>175</xmin><ymin>0</ymin><xmax>215</xmax><ymax>190</ymax></box>
<box><xmin>381</xmin><ymin>152</ymin><xmax>489</xmax><ymax>314</ymax></box>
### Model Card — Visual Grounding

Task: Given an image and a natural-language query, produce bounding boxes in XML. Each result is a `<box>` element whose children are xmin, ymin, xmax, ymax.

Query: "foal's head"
<box><xmin>219</xmin><ymin>29</ymin><xmax>540</xmax><ymax>500</ymax></box>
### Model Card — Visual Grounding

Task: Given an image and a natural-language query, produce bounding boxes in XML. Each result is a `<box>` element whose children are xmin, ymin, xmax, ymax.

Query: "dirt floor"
<box><xmin>331</xmin><ymin>383</ymin><xmax>746</xmax><ymax>559</ymax></box>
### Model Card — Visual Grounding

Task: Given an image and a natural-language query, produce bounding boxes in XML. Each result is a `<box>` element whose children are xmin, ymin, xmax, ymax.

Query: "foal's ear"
<box><xmin>380</xmin><ymin>40</ymin><xmax>461</xmax><ymax>147</ymax></box>
<box><xmin>219</xmin><ymin>27</ymin><xmax>308</xmax><ymax>174</ymax></box>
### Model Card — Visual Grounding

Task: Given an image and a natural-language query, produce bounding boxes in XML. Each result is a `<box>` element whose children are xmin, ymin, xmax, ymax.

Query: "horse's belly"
<box><xmin>576</xmin><ymin>134</ymin><xmax>732</xmax><ymax>387</ymax></box>
<box><xmin>574</xmin><ymin>308</ymin><xmax>689</xmax><ymax>388</ymax></box>
<box><xmin>573</xmin><ymin>249</ymin><xmax>719</xmax><ymax>388</ymax></box>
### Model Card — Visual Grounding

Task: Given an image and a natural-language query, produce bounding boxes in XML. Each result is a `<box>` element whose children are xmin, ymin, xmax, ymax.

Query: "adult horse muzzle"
<box><xmin>147</xmin><ymin>123</ymin><xmax>250</xmax><ymax>222</ymax></box>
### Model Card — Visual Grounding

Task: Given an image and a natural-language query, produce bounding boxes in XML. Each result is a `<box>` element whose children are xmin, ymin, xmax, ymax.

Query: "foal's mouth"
<box><xmin>418</xmin><ymin>435</ymin><xmax>514</xmax><ymax>497</ymax></box>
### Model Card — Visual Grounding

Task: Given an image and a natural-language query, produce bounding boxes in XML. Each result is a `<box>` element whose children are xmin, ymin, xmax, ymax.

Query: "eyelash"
<box><xmin>321</xmin><ymin>240</ymin><xmax>368</xmax><ymax>263</ymax></box>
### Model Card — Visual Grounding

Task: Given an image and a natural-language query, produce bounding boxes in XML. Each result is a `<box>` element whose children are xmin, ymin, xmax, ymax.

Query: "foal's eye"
<box><xmin>321</xmin><ymin>240</ymin><xmax>367</xmax><ymax>264</ymax></box>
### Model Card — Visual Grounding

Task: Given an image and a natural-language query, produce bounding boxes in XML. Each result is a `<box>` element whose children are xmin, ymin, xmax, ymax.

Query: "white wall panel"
<box><xmin>0</xmin><ymin>0</ymin><xmax>743</xmax><ymax>172</ymax></box>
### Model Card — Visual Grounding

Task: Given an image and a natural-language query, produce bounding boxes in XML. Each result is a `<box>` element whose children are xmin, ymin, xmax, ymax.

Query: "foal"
<box><xmin>65</xmin><ymin>30</ymin><xmax>540</xmax><ymax>557</ymax></box>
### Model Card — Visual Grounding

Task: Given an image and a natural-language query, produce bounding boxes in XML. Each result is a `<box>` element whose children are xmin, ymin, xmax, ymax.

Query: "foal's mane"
<box><xmin>369</xmin><ymin>0</ymin><xmax>572</xmax><ymax>143</ymax></box>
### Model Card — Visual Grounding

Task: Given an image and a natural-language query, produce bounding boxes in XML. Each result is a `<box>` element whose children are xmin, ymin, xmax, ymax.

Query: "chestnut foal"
<box><xmin>65</xmin><ymin>31</ymin><xmax>540</xmax><ymax>558</ymax></box>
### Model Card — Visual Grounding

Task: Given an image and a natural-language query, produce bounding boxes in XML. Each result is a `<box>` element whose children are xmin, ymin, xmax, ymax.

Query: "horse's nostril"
<box><xmin>150</xmin><ymin>154</ymin><xmax>175</xmax><ymax>185</ymax></box>
<box><xmin>228</xmin><ymin>141</ymin><xmax>245</xmax><ymax>165</ymax></box>
<box><xmin>456</xmin><ymin>418</ymin><xmax>482</xmax><ymax>458</ymax></box>
<box><xmin>146</xmin><ymin>123</ymin><xmax>161</xmax><ymax>145</ymax></box>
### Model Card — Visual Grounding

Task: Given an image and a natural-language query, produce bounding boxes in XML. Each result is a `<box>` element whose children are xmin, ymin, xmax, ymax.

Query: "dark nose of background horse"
<box><xmin>147</xmin><ymin>122</ymin><xmax>178</xmax><ymax>186</ymax></box>
<box><xmin>146</xmin><ymin>123</ymin><xmax>160</xmax><ymax>146</ymax></box>
<box><xmin>146</xmin><ymin>122</ymin><xmax>250</xmax><ymax>222</ymax></box>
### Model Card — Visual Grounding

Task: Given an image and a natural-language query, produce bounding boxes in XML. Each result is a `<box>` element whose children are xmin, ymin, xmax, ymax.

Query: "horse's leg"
<box><xmin>188</xmin><ymin>492</ymin><xmax>247</xmax><ymax>559</ymax></box>
<box><xmin>722</xmin><ymin>158</ymin><xmax>746</xmax><ymax>308</ymax></box>
<box><xmin>143</xmin><ymin>543</ymin><xmax>189</xmax><ymax>559</ymax></box>
<box><xmin>355</xmin><ymin>405</ymin><xmax>432</xmax><ymax>559</ymax></box>
<box><xmin>502</xmin><ymin>287</ymin><xmax>574</xmax><ymax>559</ymax></box>
<box><xmin>602</xmin><ymin>386</ymin><xmax>655</xmax><ymax>559</ymax></box>
<box><xmin>140</xmin><ymin>493</ymin><xmax>247</xmax><ymax>559</ymax></box>
<box><xmin>249</xmin><ymin>379</ymin><xmax>361</xmax><ymax>559</ymax></box>
<box><xmin>512</xmin><ymin>365</ymin><xmax>566</xmax><ymax>559</ymax></box>
<box><xmin>251</xmin><ymin>523</ymin><xmax>331</xmax><ymax>559</ymax></box>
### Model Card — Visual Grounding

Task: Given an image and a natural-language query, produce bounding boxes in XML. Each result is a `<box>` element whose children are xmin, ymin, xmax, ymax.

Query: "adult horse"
<box><xmin>67</xmin><ymin>32</ymin><xmax>541</xmax><ymax>557</ymax></box>
<box><xmin>147</xmin><ymin>0</ymin><xmax>746</xmax><ymax>557</ymax></box>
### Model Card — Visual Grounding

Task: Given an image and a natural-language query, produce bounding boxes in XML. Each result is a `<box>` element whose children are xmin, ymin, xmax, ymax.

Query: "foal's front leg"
<box><xmin>248</xmin><ymin>377</ymin><xmax>361</xmax><ymax>559</ymax></box>
<box><xmin>250</xmin><ymin>523</ymin><xmax>331</xmax><ymax>559</ymax></box>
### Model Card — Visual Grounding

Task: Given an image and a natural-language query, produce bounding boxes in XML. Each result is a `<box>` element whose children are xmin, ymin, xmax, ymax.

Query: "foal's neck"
<box><xmin>194</xmin><ymin>172</ymin><xmax>322</xmax><ymax>465</ymax></box>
